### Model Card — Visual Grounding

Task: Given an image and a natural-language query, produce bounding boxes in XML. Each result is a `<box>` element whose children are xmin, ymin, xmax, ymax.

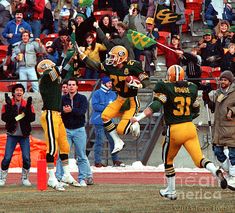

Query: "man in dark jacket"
<box><xmin>0</xmin><ymin>83</ymin><xmax>35</xmax><ymax>186</ymax></box>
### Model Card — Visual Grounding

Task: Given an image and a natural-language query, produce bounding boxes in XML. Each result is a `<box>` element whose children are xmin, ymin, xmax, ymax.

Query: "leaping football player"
<box><xmin>131</xmin><ymin>65</ymin><xmax>227</xmax><ymax>200</ymax></box>
<box><xmin>78</xmin><ymin>45</ymin><xmax>150</xmax><ymax>154</ymax></box>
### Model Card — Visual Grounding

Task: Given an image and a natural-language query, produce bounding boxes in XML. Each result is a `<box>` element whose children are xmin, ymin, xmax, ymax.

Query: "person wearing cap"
<box><xmin>58</xmin><ymin>6</ymin><xmax>70</xmax><ymax>31</ymax></box>
<box><xmin>91</xmin><ymin>76</ymin><xmax>124</xmax><ymax>167</ymax></box>
<box><xmin>229</xmin><ymin>26</ymin><xmax>235</xmax><ymax>43</ymax></box>
<box><xmin>0</xmin><ymin>83</ymin><xmax>35</xmax><ymax>187</ymax></box>
<box><xmin>139</xmin><ymin>17</ymin><xmax>159</xmax><ymax>76</ymax></box>
<box><xmin>45</xmin><ymin>41</ymin><xmax>59</xmax><ymax>64</ymax></box>
<box><xmin>198</xmin><ymin>29</ymin><xmax>223</xmax><ymax>67</ymax></box>
<box><xmin>202</xmin><ymin>70</ymin><xmax>235</xmax><ymax>191</ymax></box>
<box><xmin>157</xmin><ymin>34</ymin><xmax>183</xmax><ymax>69</ymax></box>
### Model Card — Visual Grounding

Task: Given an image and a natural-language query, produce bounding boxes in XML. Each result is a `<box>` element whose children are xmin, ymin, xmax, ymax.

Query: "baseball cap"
<box><xmin>146</xmin><ymin>17</ymin><xmax>154</xmax><ymax>25</ymax></box>
<box><xmin>172</xmin><ymin>34</ymin><xmax>180</xmax><ymax>40</ymax></box>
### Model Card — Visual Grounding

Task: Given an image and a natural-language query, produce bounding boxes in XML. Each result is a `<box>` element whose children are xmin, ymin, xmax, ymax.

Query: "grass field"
<box><xmin>0</xmin><ymin>184</ymin><xmax>234</xmax><ymax>213</ymax></box>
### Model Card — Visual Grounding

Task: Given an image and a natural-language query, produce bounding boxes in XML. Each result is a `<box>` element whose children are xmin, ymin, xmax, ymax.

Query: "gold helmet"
<box><xmin>37</xmin><ymin>59</ymin><xmax>56</xmax><ymax>75</ymax></box>
<box><xmin>105</xmin><ymin>45</ymin><xmax>128</xmax><ymax>66</ymax></box>
<box><xmin>167</xmin><ymin>65</ymin><xmax>185</xmax><ymax>82</ymax></box>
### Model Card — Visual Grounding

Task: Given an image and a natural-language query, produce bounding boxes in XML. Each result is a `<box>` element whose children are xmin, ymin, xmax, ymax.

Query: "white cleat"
<box><xmin>159</xmin><ymin>188</ymin><xmax>177</xmax><ymax>200</ymax></box>
<box><xmin>0</xmin><ymin>179</ymin><xmax>6</xmax><ymax>186</ymax></box>
<box><xmin>130</xmin><ymin>122</ymin><xmax>140</xmax><ymax>138</ymax></box>
<box><xmin>22</xmin><ymin>179</ymin><xmax>32</xmax><ymax>186</ymax></box>
<box><xmin>111</xmin><ymin>139</ymin><xmax>125</xmax><ymax>154</ymax></box>
<box><xmin>48</xmin><ymin>178</ymin><xmax>65</xmax><ymax>191</ymax></box>
<box><xmin>61</xmin><ymin>175</ymin><xmax>81</xmax><ymax>187</ymax></box>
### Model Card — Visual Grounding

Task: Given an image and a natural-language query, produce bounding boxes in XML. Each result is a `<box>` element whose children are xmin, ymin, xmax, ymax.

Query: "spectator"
<box><xmin>214</xmin><ymin>20</ymin><xmax>231</xmax><ymax>48</ymax></box>
<box><xmin>20</xmin><ymin>0</ymin><xmax>45</xmax><ymax>38</ymax></box>
<box><xmin>140</xmin><ymin>17</ymin><xmax>159</xmax><ymax>76</ymax></box>
<box><xmin>81</xmin><ymin>32</ymin><xmax>107</xmax><ymax>79</ymax></box>
<box><xmin>45</xmin><ymin>41</ymin><xmax>59</xmax><ymax>64</ymax></box>
<box><xmin>91</xmin><ymin>76</ymin><xmax>124</xmax><ymax>167</ymax></box>
<box><xmin>37</xmin><ymin>59</ymin><xmax>80</xmax><ymax>191</ymax></box>
<box><xmin>198</xmin><ymin>29</ymin><xmax>224</xmax><ymax>67</ymax></box>
<box><xmin>61</xmin><ymin>79</ymin><xmax>68</xmax><ymax>95</ymax></box>
<box><xmin>221</xmin><ymin>43</ymin><xmax>235</xmax><ymax>73</ymax></box>
<box><xmin>181</xmin><ymin>48</ymin><xmax>202</xmax><ymax>88</ymax></box>
<box><xmin>157</xmin><ymin>34</ymin><xmax>183</xmax><ymax>69</ymax></box>
<box><xmin>0</xmin><ymin>0</ymin><xmax>12</xmax><ymax>45</ymax></box>
<box><xmin>59</xmin><ymin>77</ymin><xmax>94</xmax><ymax>186</ymax></box>
<box><xmin>41</xmin><ymin>0</ymin><xmax>54</xmax><ymax>35</ymax></box>
<box><xmin>123</xmin><ymin>3</ymin><xmax>146</xmax><ymax>34</ymax></box>
<box><xmin>0</xmin><ymin>84</ymin><xmax>35</xmax><ymax>186</ymax></box>
<box><xmin>2</xmin><ymin>9</ymin><xmax>32</xmax><ymax>50</ymax></box>
<box><xmin>58</xmin><ymin>6</ymin><xmax>70</xmax><ymax>31</ymax></box>
<box><xmin>11</xmin><ymin>30</ymin><xmax>46</xmax><ymax>92</ymax></box>
<box><xmin>202</xmin><ymin>70</ymin><xmax>235</xmax><ymax>191</ymax></box>
<box><xmin>205</xmin><ymin>0</ymin><xmax>233</xmax><ymax>29</ymax></box>
<box><xmin>229</xmin><ymin>26</ymin><xmax>235</xmax><ymax>43</ymax></box>
<box><xmin>94</xmin><ymin>21</ymin><xmax>135</xmax><ymax>60</ymax></box>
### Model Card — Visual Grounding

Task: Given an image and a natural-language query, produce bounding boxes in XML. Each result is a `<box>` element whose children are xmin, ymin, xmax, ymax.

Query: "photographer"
<box><xmin>21</xmin><ymin>0</ymin><xmax>45</xmax><ymax>38</ymax></box>
<box><xmin>0</xmin><ymin>84</ymin><xmax>35</xmax><ymax>187</ymax></box>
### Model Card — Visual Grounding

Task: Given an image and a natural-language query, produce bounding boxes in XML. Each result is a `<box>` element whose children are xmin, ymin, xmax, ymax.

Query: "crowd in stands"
<box><xmin>0</xmin><ymin>0</ymin><xmax>233</xmax><ymax>85</ymax></box>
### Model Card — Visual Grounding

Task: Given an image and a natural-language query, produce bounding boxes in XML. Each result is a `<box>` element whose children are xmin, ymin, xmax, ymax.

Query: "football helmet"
<box><xmin>37</xmin><ymin>59</ymin><xmax>56</xmax><ymax>75</ymax></box>
<box><xmin>105</xmin><ymin>45</ymin><xmax>128</xmax><ymax>66</ymax></box>
<box><xmin>167</xmin><ymin>65</ymin><xmax>185</xmax><ymax>82</ymax></box>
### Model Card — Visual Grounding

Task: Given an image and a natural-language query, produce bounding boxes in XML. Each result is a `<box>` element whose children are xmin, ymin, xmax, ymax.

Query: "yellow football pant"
<box><xmin>40</xmin><ymin>110</ymin><xmax>70</xmax><ymax>164</ymax></box>
<box><xmin>102</xmin><ymin>95</ymin><xmax>140</xmax><ymax>135</ymax></box>
<box><xmin>162</xmin><ymin>122</ymin><xmax>204</xmax><ymax>176</ymax></box>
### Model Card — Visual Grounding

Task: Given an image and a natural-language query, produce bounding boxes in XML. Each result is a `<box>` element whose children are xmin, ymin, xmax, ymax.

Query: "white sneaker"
<box><xmin>48</xmin><ymin>178</ymin><xmax>65</xmax><ymax>191</ymax></box>
<box><xmin>61</xmin><ymin>175</ymin><xmax>80</xmax><ymax>187</ymax></box>
<box><xmin>0</xmin><ymin>179</ymin><xmax>6</xmax><ymax>186</ymax></box>
<box><xmin>159</xmin><ymin>188</ymin><xmax>177</xmax><ymax>200</ymax></box>
<box><xmin>130</xmin><ymin>122</ymin><xmax>140</xmax><ymax>137</ymax></box>
<box><xmin>80</xmin><ymin>180</ymin><xmax>87</xmax><ymax>187</ymax></box>
<box><xmin>111</xmin><ymin>139</ymin><xmax>125</xmax><ymax>154</ymax></box>
<box><xmin>227</xmin><ymin>176</ymin><xmax>235</xmax><ymax>191</ymax></box>
<box><xmin>22</xmin><ymin>178</ymin><xmax>32</xmax><ymax>186</ymax></box>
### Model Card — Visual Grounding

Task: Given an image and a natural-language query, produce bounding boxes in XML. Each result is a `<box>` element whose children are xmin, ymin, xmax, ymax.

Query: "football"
<box><xmin>125</xmin><ymin>76</ymin><xmax>141</xmax><ymax>88</ymax></box>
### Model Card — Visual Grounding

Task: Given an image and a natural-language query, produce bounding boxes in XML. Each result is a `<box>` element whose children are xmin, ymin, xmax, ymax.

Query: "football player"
<box><xmin>78</xmin><ymin>45</ymin><xmax>150</xmax><ymax>154</ymax></box>
<box><xmin>37</xmin><ymin>59</ymin><xmax>80</xmax><ymax>191</ymax></box>
<box><xmin>131</xmin><ymin>65</ymin><xmax>227</xmax><ymax>200</ymax></box>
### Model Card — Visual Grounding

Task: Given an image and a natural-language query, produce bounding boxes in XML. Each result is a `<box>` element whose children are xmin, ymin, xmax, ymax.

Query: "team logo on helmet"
<box><xmin>167</xmin><ymin>65</ymin><xmax>185</xmax><ymax>82</ymax></box>
<box><xmin>37</xmin><ymin>59</ymin><xmax>56</xmax><ymax>76</ymax></box>
<box><xmin>105</xmin><ymin>45</ymin><xmax>128</xmax><ymax>67</ymax></box>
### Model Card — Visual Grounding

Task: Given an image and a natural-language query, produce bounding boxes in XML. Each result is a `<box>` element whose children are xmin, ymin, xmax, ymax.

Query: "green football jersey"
<box><xmin>153</xmin><ymin>81</ymin><xmax>198</xmax><ymax>125</ymax></box>
<box><xmin>39</xmin><ymin>68</ymin><xmax>62</xmax><ymax>111</ymax></box>
<box><xmin>102</xmin><ymin>60</ymin><xmax>147</xmax><ymax>98</ymax></box>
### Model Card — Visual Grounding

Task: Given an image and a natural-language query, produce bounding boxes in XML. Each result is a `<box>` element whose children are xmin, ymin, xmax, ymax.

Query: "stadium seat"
<box><xmin>201</xmin><ymin>66</ymin><xmax>221</xmax><ymax>90</ymax></box>
<box><xmin>186</xmin><ymin>0</ymin><xmax>203</xmax><ymax>21</ymax></box>
<box><xmin>41</xmin><ymin>33</ymin><xmax>58</xmax><ymax>45</ymax></box>
<box><xmin>0</xmin><ymin>45</ymin><xmax>8</xmax><ymax>63</ymax></box>
<box><xmin>156</xmin><ymin>31</ymin><xmax>171</xmax><ymax>55</ymax></box>
<box><xmin>94</xmin><ymin>10</ymin><xmax>114</xmax><ymax>21</ymax></box>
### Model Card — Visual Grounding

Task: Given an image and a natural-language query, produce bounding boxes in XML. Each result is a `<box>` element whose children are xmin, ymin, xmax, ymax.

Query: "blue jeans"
<box><xmin>1</xmin><ymin>135</ymin><xmax>30</xmax><ymax>170</ymax></box>
<box><xmin>94</xmin><ymin>124</ymin><xmax>119</xmax><ymax>163</ymax></box>
<box><xmin>213</xmin><ymin>145</ymin><xmax>235</xmax><ymax>165</ymax></box>
<box><xmin>28</xmin><ymin>20</ymin><xmax>41</xmax><ymax>39</ymax></box>
<box><xmin>56</xmin><ymin>127</ymin><xmax>92</xmax><ymax>182</ymax></box>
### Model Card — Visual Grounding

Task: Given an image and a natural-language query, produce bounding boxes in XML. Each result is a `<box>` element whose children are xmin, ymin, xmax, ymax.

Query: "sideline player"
<box><xmin>37</xmin><ymin>59</ymin><xmax>80</xmax><ymax>191</ymax></box>
<box><xmin>131</xmin><ymin>65</ymin><xmax>227</xmax><ymax>200</ymax></box>
<box><xmin>78</xmin><ymin>45</ymin><xmax>150</xmax><ymax>154</ymax></box>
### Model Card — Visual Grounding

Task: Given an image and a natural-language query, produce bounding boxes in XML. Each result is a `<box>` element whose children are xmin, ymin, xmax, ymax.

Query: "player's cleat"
<box><xmin>0</xmin><ymin>170</ymin><xmax>8</xmax><ymax>186</ymax></box>
<box><xmin>227</xmin><ymin>176</ymin><xmax>235</xmax><ymax>191</ymax></box>
<box><xmin>22</xmin><ymin>168</ymin><xmax>32</xmax><ymax>186</ymax></box>
<box><xmin>130</xmin><ymin>122</ymin><xmax>140</xmax><ymax>137</ymax></box>
<box><xmin>48</xmin><ymin>178</ymin><xmax>65</xmax><ymax>191</ymax></box>
<box><xmin>61</xmin><ymin>174</ymin><xmax>81</xmax><ymax>187</ymax></box>
<box><xmin>216</xmin><ymin>169</ymin><xmax>227</xmax><ymax>189</ymax></box>
<box><xmin>159</xmin><ymin>188</ymin><xmax>177</xmax><ymax>200</ymax></box>
<box><xmin>111</xmin><ymin>139</ymin><xmax>125</xmax><ymax>154</ymax></box>
<box><xmin>58</xmin><ymin>180</ymin><xmax>69</xmax><ymax>187</ymax></box>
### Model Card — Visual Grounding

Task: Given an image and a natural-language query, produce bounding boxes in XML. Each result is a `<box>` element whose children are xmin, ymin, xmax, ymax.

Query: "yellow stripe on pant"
<box><xmin>40</xmin><ymin>110</ymin><xmax>70</xmax><ymax>157</ymax></box>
